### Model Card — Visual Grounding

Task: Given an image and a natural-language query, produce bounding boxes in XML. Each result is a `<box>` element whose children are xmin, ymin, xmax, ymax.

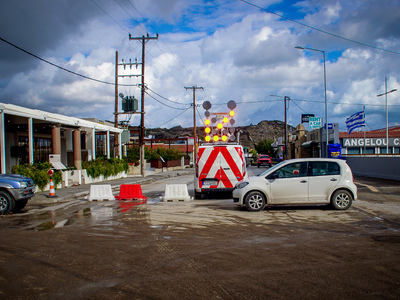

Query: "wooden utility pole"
<box><xmin>184</xmin><ymin>85</ymin><xmax>203</xmax><ymax>161</ymax></box>
<box><xmin>129</xmin><ymin>33</ymin><xmax>158</xmax><ymax>176</ymax></box>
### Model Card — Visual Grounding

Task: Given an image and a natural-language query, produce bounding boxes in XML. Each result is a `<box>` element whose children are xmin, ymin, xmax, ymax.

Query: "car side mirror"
<box><xmin>266</xmin><ymin>173</ymin><xmax>279</xmax><ymax>180</ymax></box>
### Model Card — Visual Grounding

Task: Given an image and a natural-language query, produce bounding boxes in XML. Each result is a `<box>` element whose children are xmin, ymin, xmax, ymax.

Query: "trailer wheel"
<box><xmin>194</xmin><ymin>190</ymin><xmax>203</xmax><ymax>200</ymax></box>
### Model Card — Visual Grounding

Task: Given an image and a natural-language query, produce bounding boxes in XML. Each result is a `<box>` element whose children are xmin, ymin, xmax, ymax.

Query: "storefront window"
<box><xmin>18</xmin><ymin>136</ymin><xmax>52</xmax><ymax>163</ymax></box>
<box><xmin>364</xmin><ymin>147</ymin><xmax>375</xmax><ymax>154</ymax></box>
<box><xmin>380</xmin><ymin>147</ymin><xmax>393</xmax><ymax>154</ymax></box>
<box><xmin>347</xmin><ymin>148</ymin><xmax>360</xmax><ymax>154</ymax></box>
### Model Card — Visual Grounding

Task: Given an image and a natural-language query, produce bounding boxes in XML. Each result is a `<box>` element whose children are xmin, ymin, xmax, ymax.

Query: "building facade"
<box><xmin>0</xmin><ymin>103</ymin><xmax>123</xmax><ymax>174</ymax></box>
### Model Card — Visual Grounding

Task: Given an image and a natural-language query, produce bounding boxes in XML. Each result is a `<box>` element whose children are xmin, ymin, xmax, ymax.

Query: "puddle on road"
<box><xmin>6</xmin><ymin>196</ymin><xmax>163</xmax><ymax>231</ymax></box>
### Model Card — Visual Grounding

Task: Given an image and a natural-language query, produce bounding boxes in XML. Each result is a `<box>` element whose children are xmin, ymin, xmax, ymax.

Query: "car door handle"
<box><xmin>330</xmin><ymin>178</ymin><xmax>338</xmax><ymax>181</ymax></box>
<box><xmin>300</xmin><ymin>180</ymin><xmax>307</xmax><ymax>183</ymax></box>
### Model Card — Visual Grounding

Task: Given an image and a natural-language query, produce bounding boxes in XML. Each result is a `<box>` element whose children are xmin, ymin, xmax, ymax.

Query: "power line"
<box><xmin>0</xmin><ymin>36</ymin><xmax>137</xmax><ymax>87</ymax></box>
<box><xmin>145</xmin><ymin>91</ymin><xmax>190</xmax><ymax>110</ymax></box>
<box><xmin>156</xmin><ymin>107</ymin><xmax>192</xmax><ymax>128</ymax></box>
<box><xmin>146</xmin><ymin>87</ymin><xmax>190</xmax><ymax>105</ymax></box>
<box><xmin>89</xmin><ymin>0</ymin><xmax>130</xmax><ymax>33</ymax></box>
<box><xmin>241</xmin><ymin>0</ymin><xmax>400</xmax><ymax>55</ymax></box>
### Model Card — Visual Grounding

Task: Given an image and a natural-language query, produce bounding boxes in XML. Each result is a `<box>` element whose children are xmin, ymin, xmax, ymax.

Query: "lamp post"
<box><xmin>271</xmin><ymin>95</ymin><xmax>290</xmax><ymax>160</ymax></box>
<box><xmin>296</xmin><ymin>46</ymin><xmax>328</xmax><ymax>157</ymax></box>
<box><xmin>377</xmin><ymin>77</ymin><xmax>397</xmax><ymax>155</ymax></box>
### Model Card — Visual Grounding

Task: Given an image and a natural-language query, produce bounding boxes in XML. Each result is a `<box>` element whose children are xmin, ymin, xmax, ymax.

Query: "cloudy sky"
<box><xmin>1</xmin><ymin>0</ymin><xmax>399</xmax><ymax>133</ymax></box>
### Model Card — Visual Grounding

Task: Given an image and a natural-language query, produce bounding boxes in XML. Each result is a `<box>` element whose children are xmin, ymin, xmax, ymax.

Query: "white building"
<box><xmin>0</xmin><ymin>103</ymin><xmax>123</xmax><ymax>174</ymax></box>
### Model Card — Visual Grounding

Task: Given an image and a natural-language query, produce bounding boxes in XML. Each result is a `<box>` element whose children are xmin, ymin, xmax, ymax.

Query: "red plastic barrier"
<box><xmin>115</xmin><ymin>184</ymin><xmax>147</xmax><ymax>201</ymax></box>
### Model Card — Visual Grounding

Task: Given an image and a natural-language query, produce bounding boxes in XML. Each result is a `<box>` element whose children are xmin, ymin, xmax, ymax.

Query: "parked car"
<box><xmin>0</xmin><ymin>174</ymin><xmax>35</xmax><ymax>215</ymax></box>
<box><xmin>257</xmin><ymin>155</ymin><xmax>272</xmax><ymax>167</ymax></box>
<box><xmin>233</xmin><ymin>158</ymin><xmax>357</xmax><ymax>212</ymax></box>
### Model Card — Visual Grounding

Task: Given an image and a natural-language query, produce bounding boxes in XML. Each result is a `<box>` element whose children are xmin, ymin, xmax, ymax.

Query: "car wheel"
<box><xmin>331</xmin><ymin>190</ymin><xmax>353</xmax><ymax>210</ymax></box>
<box><xmin>245</xmin><ymin>191</ymin><xmax>266</xmax><ymax>212</ymax></box>
<box><xmin>13</xmin><ymin>199</ymin><xmax>29</xmax><ymax>213</ymax></box>
<box><xmin>0</xmin><ymin>191</ymin><xmax>15</xmax><ymax>215</ymax></box>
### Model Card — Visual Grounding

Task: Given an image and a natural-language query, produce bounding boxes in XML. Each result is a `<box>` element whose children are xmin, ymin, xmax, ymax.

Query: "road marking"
<box><xmin>355</xmin><ymin>182</ymin><xmax>379</xmax><ymax>192</ymax></box>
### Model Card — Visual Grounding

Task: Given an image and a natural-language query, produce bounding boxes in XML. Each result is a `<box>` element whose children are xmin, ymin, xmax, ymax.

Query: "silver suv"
<box><xmin>233</xmin><ymin>158</ymin><xmax>357</xmax><ymax>212</ymax></box>
<box><xmin>0</xmin><ymin>174</ymin><xmax>35</xmax><ymax>215</ymax></box>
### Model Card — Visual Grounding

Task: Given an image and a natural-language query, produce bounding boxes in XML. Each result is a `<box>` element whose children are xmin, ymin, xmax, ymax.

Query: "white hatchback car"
<box><xmin>233</xmin><ymin>158</ymin><xmax>357</xmax><ymax>212</ymax></box>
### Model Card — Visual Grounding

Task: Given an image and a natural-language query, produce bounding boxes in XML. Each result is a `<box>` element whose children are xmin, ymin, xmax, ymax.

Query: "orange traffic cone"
<box><xmin>47</xmin><ymin>178</ymin><xmax>58</xmax><ymax>198</ymax></box>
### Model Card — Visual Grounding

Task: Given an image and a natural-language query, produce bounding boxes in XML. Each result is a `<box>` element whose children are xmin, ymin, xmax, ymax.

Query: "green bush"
<box><xmin>123</xmin><ymin>145</ymin><xmax>140</xmax><ymax>166</ymax></box>
<box><xmin>124</xmin><ymin>146</ymin><xmax>188</xmax><ymax>163</ymax></box>
<box><xmin>82</xmin><ymin>157</ymin><xmax>128</xmax><ymax>179</ymax></box>
<box><xmin>11</xmin><ymin>162</ymin><xmax>62</xmax><ymax>191</ymax></box>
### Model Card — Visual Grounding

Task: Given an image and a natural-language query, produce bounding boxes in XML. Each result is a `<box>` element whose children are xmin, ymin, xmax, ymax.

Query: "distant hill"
<box><xmin>146</xmin><ymin>120</ymin><xmax>294</xmax><ymax>150</ymax></box>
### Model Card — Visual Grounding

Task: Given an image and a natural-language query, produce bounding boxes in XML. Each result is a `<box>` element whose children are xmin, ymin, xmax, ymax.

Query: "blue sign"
<box><xmin>328</xmin><ymin>144</ymin><xmax>341</xmax><ymax>159</ymax></box>
<box><xmin>309</xmin><ymin>117</ymin><xmax>322</xmax><ymax>129</ymax></box>
<box><xmin>324</xmin><ymin>123</ymin><xmax>334</xmax><ymax>130</ymax></box>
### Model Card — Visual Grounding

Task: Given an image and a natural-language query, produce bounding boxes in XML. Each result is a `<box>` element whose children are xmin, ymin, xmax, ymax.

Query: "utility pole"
<box><xmin>129</xmin><ymin>33</ymin><xmax>158</xmax><ymax>176</ymax></box>
<box><xmin>114</xmin><ymin>52</ymin><xmax>141</xmax><ymax>158</ymax></box>
<box><xmin>185</xmin><ymin>85</ymin><xmax>203</xmax><ymax>161</ymax></box>
<box><xmin>284</xmin><ymin>96</ymin><xmax>289</xmax><ymax>160</ymax></box>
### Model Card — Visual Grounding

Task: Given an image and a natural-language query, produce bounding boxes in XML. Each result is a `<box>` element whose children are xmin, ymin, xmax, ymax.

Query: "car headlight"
<box><xmin>20</xmin><ymin>181</ymin><xmax>27</xmax><ymax>188</ymax></box>
<box><xmin>236</xmin><ymin>182</ymin><xmax>249</xmax><ymax>189</ymax></box>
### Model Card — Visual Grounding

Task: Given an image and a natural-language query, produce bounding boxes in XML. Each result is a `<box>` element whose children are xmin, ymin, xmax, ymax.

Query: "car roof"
<box><xmin>282</xmin><ymin>158</ymin><xmax>346</xmax><ymax>164</ymax></box>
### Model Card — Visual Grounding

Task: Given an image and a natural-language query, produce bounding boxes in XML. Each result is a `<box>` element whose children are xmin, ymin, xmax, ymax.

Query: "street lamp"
<box><xmin>296</xmin><ymin>46</ymin><xmax>328</xmax><ymax>158</ymax></box>
<box><xmin>377</xmin><ymin>77</ymin><xmax>397</xmax><ymax>154</ymax></box>
<box><xmin>271</xmin><ymin>95</ymin><xmax>290</xmax><ymax>160</ymax></box>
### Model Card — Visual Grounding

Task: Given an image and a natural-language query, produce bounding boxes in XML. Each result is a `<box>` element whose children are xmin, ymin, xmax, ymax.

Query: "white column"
<box><xmin>28</xmin><ymin>118</ymin><xmax>34</xmax><ymax>165</ymax></box>
<box><xmin>107</xmin><ymin>130</ymin><xmax>110</xmax><ymax>159</ymax></box>
<box><xmin>0</xmin><ymin>111</ymin><xmax>5</xmax><ymax>174</ymax></box>
<box><xmin>118</xmin><ymin>132</ymin><xmax>122</xmax><ymax>158</ymax></box>
<box><xmin>92</xmin><ymin>128</ymin><xmax>96</xmax><ymax>160</ymax></box>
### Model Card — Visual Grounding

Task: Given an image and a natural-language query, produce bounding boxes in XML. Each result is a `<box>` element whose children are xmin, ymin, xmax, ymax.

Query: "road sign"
<box><xmin>309</xmin><ymin>117</ymin><xmax>322</xmax><ymax>129</ymax></box>
<box><xmin>301</xmin><ymin>114</ymin><xmax>315</xmax><ymax>123</ymax></box>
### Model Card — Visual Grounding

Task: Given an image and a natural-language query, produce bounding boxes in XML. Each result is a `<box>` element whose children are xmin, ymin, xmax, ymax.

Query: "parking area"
<box><xmin>0</xmin><ymin>169</ymin><xmax>399</xmax><ymax>299</ymax></box>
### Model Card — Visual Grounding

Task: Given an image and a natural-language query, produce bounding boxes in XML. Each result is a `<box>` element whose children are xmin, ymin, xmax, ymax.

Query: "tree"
<box><xmin>256</xmin><ymin>139</ymin><xmax>274</xmax><ymax>156</ymax></box>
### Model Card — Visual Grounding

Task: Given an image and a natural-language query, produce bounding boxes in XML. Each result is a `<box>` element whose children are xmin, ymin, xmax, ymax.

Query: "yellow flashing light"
<box><xmin>205</xmin><ymin>119</ymin><xmax>211</xmax><ymax>125</ymax></box>
<box><xmin>222</xmin><ymin>135</ymin><xmax>228</xmax><ymax>141</ymax></box>
<box><xmin>213</xmin><ymin>135</ymin><xmax>219</xmax><ymax>142</ymax></box>
<box><xmin>217</xmin><ymin>123</ymin><xmax>223</xmax><ymax>129</ymax></box>
<box><xmin>205</xmin><ymin>127</ymin><xmax>211</xmax><ymax>134</ymax></box>
<box><xmin>229</xmin><ymin>110</ymin><xmax>235</xmax><ymax>117</ymax></box>
<box><xmin>205</xmin><ymin>135</ymin><xmax>211</xmax><ymax>142</ymax></box>
<box><xmin>223</xmin><ymin>117</ymin><xmax>229</xmax><ymax>123</ymax></box>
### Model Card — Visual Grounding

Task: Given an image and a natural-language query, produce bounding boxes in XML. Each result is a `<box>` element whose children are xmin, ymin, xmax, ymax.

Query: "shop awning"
<box><xmin>302</xmin><ymin>141</ymin><xmax>316</xmax><ymax>147</ymax></box>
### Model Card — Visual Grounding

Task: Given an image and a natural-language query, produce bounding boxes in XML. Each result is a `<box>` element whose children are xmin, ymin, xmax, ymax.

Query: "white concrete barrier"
<box><xmin>162</xmin><ymin>184</ymin><xmax>193</xmax><ymax>202</ymax></box>
<box><xmin>88</xmin><ymin>184</ymin><xmax>115</xmax><ymax>201</ymax></box>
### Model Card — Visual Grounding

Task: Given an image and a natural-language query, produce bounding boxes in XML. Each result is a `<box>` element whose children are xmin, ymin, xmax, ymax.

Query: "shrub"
<box><xmin>124</xmin><ymin>146</ymin><xmax>188</xmax><ymax>163</ymax></box>
<box><xmin>11</xmin><ymin>162</ymin><xmax>63</xmax><ymax>191</ymax></box>
<box><xmin>82</xmin><ymin>157</ymin><xmax>128</xmax><ymax>179</ymax></box>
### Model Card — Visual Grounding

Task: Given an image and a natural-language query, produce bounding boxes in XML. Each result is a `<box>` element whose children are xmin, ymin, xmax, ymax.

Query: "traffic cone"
<box><xmin>47</xmin><ymin>178</ymin><xmax>58</xmax><ymax>198</ymax></box>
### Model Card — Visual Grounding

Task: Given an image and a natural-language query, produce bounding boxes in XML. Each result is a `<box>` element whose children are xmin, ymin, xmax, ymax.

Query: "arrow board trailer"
<box><xmin>195</xmin><ymin>144</ymin><xmax>248</xmax><ymax>199</ymax></box>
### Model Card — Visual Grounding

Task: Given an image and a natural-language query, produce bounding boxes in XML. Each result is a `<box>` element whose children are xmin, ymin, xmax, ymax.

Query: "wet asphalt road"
<box><xmin>0</xmin><ymin>167</ymin><xmax>400</xmax><ymax>299</ymax></box>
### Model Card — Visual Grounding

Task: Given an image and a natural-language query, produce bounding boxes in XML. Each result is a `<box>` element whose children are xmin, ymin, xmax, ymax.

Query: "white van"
<box><xmin>194</xmin><ymin>144</ymin><xmax>247</xmax><ymax>199</ymax></box>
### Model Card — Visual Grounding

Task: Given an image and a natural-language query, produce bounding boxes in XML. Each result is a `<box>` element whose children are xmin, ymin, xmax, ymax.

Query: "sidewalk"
<box><xmin>32</xmin><ymin>168</ymin><xmax>194</xmax><ymax>205</ymax></box>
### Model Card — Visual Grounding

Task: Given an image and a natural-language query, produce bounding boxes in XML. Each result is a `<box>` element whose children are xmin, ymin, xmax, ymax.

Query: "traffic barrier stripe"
<box><xmin>162</xmin><ymin>184</ymin><xmax>193</xmax><ymax>202</ymax></box>
<box><xmin>88</xmin><ymin>185</ymin><xmax>115</xmax><ymax>201</ymax></box>
<box><xmin>115</xmin><ymin>184</ymin><xmax>147</xmax><ymax>201</ymax></box>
